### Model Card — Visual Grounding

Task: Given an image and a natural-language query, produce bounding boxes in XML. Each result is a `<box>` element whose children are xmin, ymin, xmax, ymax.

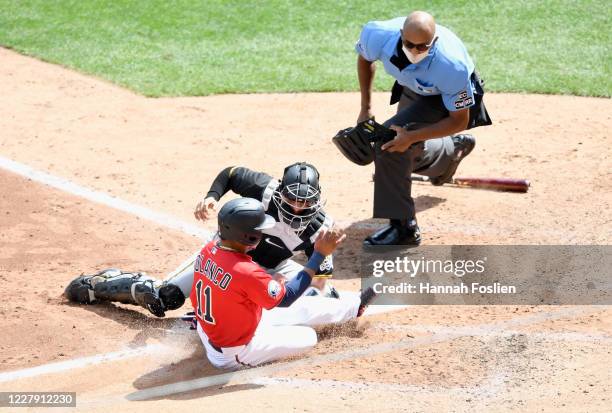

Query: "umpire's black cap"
<box><xmin>217</xmin><ymin>197</ymin><xmax>275</xmax><ymax>246</ymax></box>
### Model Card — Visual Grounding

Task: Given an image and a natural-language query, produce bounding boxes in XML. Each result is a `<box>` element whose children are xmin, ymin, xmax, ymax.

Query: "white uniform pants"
<box><xmin>198</xmin><ymin>293</ymin><xmax>360</xmax><ymax>369</ymax></box>
<box><xmin>168</xmin><ymin>248</ymin><xmax>359</xmax><ymax>368</ymax></box>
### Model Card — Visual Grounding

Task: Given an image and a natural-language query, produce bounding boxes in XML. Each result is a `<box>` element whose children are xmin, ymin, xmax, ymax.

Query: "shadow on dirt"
<box><xmin>62</xmin><ymin>299</ymin><xmax>190</xmax><ymax>346</ymax></box>
<box><xmin>127</xmin><ymin>322</ymin><xmax>367</xmax><ymax>401</ymax></box>
<box><xmin>135</xmin><ymin>383</ymin><xmax>265</xmax><ymax>401</ymax></box>
<box><xmin>128</xmin><ymin>347</ymin><xmax>264</xmax><ymax>401</ymax></box>
<box><xmin>62</xmin><ymin>299</ymin><xmax>254</xmax><ymax>400</ymax></box>
<box><xmin>326</xmin><ymin>195</ymin><xmax>445</xmax><ymax>280</ymax></box>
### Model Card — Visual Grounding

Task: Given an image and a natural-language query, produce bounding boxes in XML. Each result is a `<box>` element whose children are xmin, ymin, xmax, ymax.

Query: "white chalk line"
<box><xmin>0</xmin><ymin>303</ymin><xmax>404</xmax><ymax>385</ymax></box>
<box><xmin>124</xmin><ymin>306</ymin><xmax>589</xmax><ymax>401</ymax></box>
<box><xmin>0</xmin><ymin>155</ymin><xmax>407</xmax><ymax>384</ymax></box>
<box><xmin>0</xmin><ymin>344</ymin><xmax>164</xmax><ymax>384</ymax></box>
<box><xmin>256</xmin><ymin>371</ymin><xmax>541</xmax><ymax>401</ymax></box>
<box><xmin>256</xmin><ymin>323</ymin><xmax>612</xmax><ymax>398</ymax></box>
<box><xmin>0</xmin><ymin>155</ymin><xmax>211</xmax><ymax>240</ymax></box>
<box><xmin>0</xmin><ymin>155</ymin><xmax>210</xmax><ymax>383</ymax></box>
<box><xmin>0</xmin><ymin>157</ymin><xmax>597</xmax><ymax>403</ymax></box>
<box><xmin>262</xmin><ymin>316</ymin><xmax>612</xmax><ymax>398</ymax></box>
<box><xmin>376</xmin><ymin>323</ymin><xmax>612</xmax><ymax>343</ymax></box>
<box><xmin>0</xmin><ymin>155</ymin><xmax>370</xmax><ymax>237</ymax></box>
<box><xmin>251</xmin><ymin>372</ymin><xmax>509</xmax><ymax>398</ymax></box>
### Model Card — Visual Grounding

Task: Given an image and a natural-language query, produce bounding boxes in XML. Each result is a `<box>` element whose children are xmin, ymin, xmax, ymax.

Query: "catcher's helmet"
<box><xmin>218</xmin><ymin>198</ymin><xmax>276</xmax><ymax>246</ymax></box>
<box><xmin>273</xmin><ymin>162</ymin><xmax>324</xmax><ymax>232</ymax></box>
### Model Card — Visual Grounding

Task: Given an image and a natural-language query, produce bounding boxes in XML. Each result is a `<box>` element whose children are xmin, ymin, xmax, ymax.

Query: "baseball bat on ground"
<box><xmin>411</xmin><ymin>175</ymin><xmax>530</xmax><ymax>193</ymax></box>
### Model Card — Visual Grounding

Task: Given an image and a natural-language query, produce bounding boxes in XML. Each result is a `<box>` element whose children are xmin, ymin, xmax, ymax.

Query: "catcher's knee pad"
<box><xmin>158</xmin><ymin>283</ymin><xmax>185</xmax><ymax>311</ymax></box>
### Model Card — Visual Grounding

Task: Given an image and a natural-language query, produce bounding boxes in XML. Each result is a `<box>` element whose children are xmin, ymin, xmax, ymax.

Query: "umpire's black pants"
<box><xmin>373</xmin><ymin>76</ymin><xmax>491</xmax><ymax>221</ymax></box>
<box><xmin>373</xmin><ymin>88</ymin><xmax>452</xmax><ymax>220</ymax></box>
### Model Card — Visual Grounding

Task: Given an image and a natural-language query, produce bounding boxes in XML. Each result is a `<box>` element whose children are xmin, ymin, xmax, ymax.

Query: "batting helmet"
<box><xmin>273</xmin><ymin>162</ymin><xmax>324</xmax><ymax>232</ymax></box>
<box><xmin>217</xmin><ymin>197</ymin><xmax>276</xmax><ymax>246</ymax></box>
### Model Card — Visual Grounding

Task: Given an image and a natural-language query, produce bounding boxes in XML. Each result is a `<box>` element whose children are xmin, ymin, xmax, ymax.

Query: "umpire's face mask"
<box><xmin>401</xmin><ymin>30</ymin><xmax>437</xmax><ymax>64</ymax></box>
<box><xmin>403</xmin><ymin>45</ymin><xmax>429</xmax><ymax>64</ymax></box>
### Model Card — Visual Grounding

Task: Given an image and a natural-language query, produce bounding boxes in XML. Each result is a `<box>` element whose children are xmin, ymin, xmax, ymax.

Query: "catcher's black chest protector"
<box><xmin>248</xmin><ymin>200</ymin><xmax>328</xmax><ymax>269</ymax></box>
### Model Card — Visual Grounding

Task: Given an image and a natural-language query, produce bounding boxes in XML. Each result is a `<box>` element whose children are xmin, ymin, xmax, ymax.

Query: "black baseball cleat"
<box><xmin>180</xmin><ymin>312</ymin><xmax>197</xmax><ymax>330</ymax></box>
<box><xmin>357</xmin><ymin>287</ymin><xmax>377</xmax><ymax>317</ymax></box>
<box><xmin>327</xmin><ymin>285</ymin><xmax>341</xmax><ymax>299</ymax></box>
<box><xmin>430</xmin><ymin>134</ymin><xmax>476</xmax><ymax>186</ymax></box>
<box><xmin>363</xmin><ymin>220</ymin><xmax>421</xmax><ymax>247</ymax></box>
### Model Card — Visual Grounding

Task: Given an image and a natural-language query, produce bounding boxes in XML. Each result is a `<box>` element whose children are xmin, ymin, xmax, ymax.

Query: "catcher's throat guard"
<box><xmin>332</xmin><ymin>119</ymin><xmax>396</xmax><ymax>165</ymax></box>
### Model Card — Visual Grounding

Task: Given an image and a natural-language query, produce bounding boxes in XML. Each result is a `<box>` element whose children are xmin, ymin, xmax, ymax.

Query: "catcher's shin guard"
<box><xmin>64</xmin><ymin>269</ymin><xmax>185</xmax><ymax>317</ymax></box>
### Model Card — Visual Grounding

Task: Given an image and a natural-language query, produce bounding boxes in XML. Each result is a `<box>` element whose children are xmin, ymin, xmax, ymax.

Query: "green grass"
<box><xmin>0</xmin><ymin>0</ymin><xmax>609</xmax><ymax>97</ymax></box>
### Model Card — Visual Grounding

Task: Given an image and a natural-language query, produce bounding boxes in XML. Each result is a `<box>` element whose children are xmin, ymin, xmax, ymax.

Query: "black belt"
<box><xmin>208</xmin><ymin>339</ymin><xmax>223</xmax><ymax>353</ymax></box>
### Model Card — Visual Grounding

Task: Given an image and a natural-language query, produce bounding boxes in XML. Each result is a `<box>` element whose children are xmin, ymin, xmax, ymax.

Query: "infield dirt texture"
<box><xmin>0</xmin><ymin>2</ymin><xmax>611</xmax><ymax>412</ymax></box>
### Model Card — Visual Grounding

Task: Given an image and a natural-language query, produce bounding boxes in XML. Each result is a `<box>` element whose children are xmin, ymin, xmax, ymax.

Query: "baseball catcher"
<box><xmin>65</xmin><ymin>162</ymin><xmax>343</xmax><ymax>317</ymax></box>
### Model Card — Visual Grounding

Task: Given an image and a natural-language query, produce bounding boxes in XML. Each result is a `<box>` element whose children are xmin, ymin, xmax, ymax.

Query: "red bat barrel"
<box><xmin>452</xmin><ymin>177</ymin><xmax>530</xmax><ymax>192</ymax></box>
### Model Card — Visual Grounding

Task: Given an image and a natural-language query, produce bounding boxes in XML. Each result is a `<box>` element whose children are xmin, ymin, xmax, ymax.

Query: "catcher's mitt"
<box><xmin>332</xmin><ymin>119</ymin><xmax>396</xmax><ymax>165</ymax></box>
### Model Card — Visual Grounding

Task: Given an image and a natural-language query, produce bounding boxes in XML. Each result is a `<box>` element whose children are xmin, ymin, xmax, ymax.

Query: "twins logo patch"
<box><xmin>454</xmin><ymin>91</ymin><xmax>474</xmax><ymax>109</ymax></box>
<box><xmin>268</xmin><ymin>280</ymin><xmax>282</xmax><ymax>298</ymax></box>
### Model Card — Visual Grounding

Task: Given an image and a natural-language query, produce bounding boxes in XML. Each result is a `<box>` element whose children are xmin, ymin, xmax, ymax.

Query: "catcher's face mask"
<box><xmin>273</xmin><ymin>182</ymin><xmax>323</xmax><ymax>233</ymax></box>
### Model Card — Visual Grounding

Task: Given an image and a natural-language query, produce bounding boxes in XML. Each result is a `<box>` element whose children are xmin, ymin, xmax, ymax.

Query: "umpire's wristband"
<box><xmin>305</xmin><ymin>251</ymin><xmax>325</xmax><ymax>272</ymax></box>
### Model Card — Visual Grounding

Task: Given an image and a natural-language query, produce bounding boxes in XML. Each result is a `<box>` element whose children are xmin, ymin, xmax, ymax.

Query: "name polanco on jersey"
<box><xmin>194</xmin><ymin>252</ymin><xmax>232</xmax><ymax>290</ymax></box>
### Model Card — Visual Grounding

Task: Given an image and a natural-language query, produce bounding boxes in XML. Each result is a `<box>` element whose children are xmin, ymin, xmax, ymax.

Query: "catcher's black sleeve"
<box><xmin>205</xmin><ymin>167</ymin><xmax>273</xmax><ymax>201</ymax></box>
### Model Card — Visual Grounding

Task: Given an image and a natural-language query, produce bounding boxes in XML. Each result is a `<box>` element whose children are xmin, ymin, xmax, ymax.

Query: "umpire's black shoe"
<box><xmin>363</xmin><ymin>219</ymin><xmax>421</xmax><ymax>247</ymax></box>
<box><xmin>357</xmin><ymin>287</ymin><xmax>377</xmax><ymax>317</ymax></box>
<box><xmin>430</xmin><ymin>134</ymin><xmax>476</xmax><ymax>186</ymax></box>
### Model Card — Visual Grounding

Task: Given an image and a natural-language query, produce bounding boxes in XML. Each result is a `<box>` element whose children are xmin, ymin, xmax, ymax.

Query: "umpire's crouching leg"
<box><xmin>373</xmin><ymin>142</ymin><xmax>416</xmax><ymax>221</ymax></box>
<box><xmin>365</xmin><ymin>140</ymin><xmax>422</xmax><ymax>247</ymax></box>
<box><xmin>365</xmin><ymin>89</ymin><xmax>449</xmax><ymax>247</ymax></box>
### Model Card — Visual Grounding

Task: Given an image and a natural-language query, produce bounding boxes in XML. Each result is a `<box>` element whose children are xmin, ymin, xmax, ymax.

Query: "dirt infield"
<box><xmin>0</xmin><ymin>47</ymin><xmax>610</xmax><ymax>412</ymax></box>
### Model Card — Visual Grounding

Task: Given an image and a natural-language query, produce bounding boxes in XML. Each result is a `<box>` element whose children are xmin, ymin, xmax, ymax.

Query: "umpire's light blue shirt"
<box><xmin>355</xmin><ymin>17</ymin><xmax>476</xmax><ymax>112</ymax></box>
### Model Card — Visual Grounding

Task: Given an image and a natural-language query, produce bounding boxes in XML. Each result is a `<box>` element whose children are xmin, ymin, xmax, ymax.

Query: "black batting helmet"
<box><xmin>273</xmin><ymin>162</ymin><xmax>324</xmax><ymax>233</ymax></box>
<box><xmin>217</xmin><ymin>198</ymin><xmax>276</xmax><ymax>246</ymax></box>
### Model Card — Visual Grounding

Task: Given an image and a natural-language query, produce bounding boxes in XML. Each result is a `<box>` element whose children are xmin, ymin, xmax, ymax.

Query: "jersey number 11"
<box><xmin>195</xmin><ymin>279</ymin><xmax>215</xmax><ymax>324</ymax></box>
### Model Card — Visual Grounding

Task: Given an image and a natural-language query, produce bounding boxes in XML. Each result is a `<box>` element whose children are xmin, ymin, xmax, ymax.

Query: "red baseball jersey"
<box><xmin>190</xmin><ymin>240</ymin><xmax>286</xmax><ymax>347</ymax></box>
